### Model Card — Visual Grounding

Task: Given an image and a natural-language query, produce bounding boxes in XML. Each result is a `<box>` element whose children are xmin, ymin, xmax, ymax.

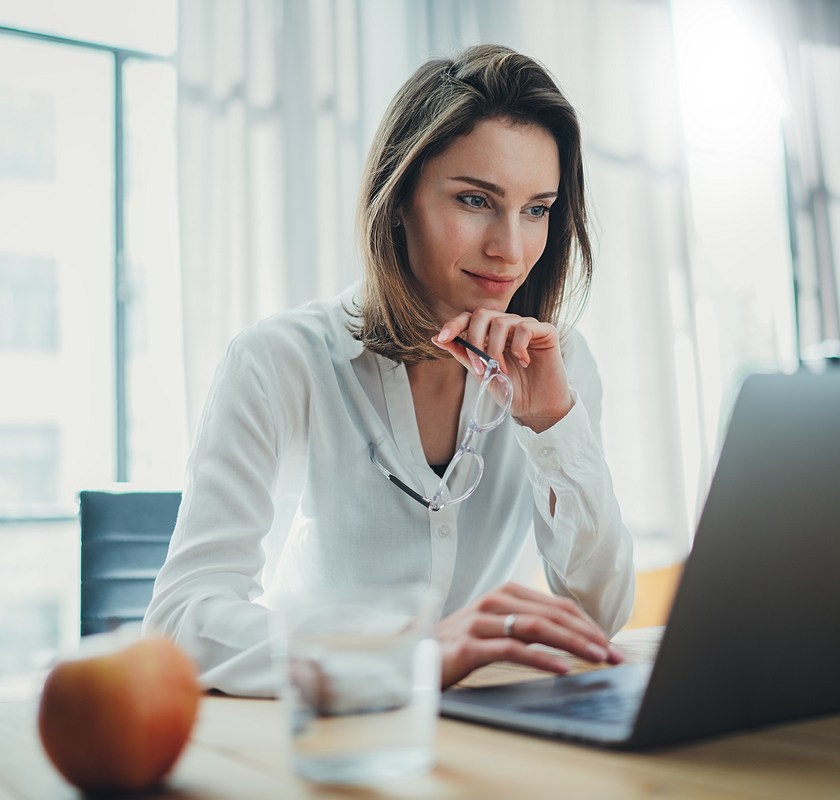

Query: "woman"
<box><xmin>144</xmin><ymin>44</ymin><xmax>634</xmax><ymax>696</ymax></box>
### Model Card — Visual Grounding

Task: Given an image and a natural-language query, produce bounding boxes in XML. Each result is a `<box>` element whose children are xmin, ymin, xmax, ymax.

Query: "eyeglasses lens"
<box><xmin>441</xmin><ymin>451</ymin><xmax>482</xmax><ymax>503</ymax></box>
<box><xmin>474</xmin><ymin>371</ymin><xmax>512</xmax><ymax>430</ymax></box>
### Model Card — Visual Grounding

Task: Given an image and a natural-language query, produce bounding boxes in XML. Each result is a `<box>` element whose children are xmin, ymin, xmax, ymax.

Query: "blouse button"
<box><xmin>538</xmin><ymin>446</ymin><xmax>554</xmax><ymax>458</ymax></box>
<box><xmin>437</xmin><ymin>524</ymin><xmax>451</xmax><ymax>538</ymax></box>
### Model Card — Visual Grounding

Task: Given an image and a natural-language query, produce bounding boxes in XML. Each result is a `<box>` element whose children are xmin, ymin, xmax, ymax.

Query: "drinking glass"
<box><xmin>275</xmin><ymin>583</ymin><xmax>440</xmax><ymax>784</ymax></box>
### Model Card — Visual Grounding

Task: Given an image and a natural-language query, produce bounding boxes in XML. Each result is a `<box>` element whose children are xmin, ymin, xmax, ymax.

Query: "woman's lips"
<box><xmin>464</xmin><ymin>270</ymin><xmax>517</xmax><ymax>295</ymax></box>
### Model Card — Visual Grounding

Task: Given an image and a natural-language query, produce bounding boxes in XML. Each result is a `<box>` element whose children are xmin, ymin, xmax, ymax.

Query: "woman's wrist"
<box><xmin>514</xmin><ymin>392</ymin><xmax>574</xmax><ymax>433</ymax></box>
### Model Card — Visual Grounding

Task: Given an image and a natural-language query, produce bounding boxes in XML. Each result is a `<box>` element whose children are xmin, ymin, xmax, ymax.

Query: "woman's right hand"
<box><xmin>436</xmin><ymin>582</ymin><xmax>624</xmax><ymax>689</ymax></box>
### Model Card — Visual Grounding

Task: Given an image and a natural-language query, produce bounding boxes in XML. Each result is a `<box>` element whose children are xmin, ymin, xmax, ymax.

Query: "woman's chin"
<box><xmin>462</xmin><ymin>297</ymin><xmax>512</xmax><ymax>315</ymax></box>
<box><xmin>429</xmin><ymin>292</ymin><xmax>512</xmax><ymax>325</ymax></box>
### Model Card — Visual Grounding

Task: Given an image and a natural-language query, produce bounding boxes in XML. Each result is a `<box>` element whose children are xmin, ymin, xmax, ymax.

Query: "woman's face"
<box><xmin>401</xmin><ymin>117</ymin><xmax>560</xmax><ymax>322</ymax></box>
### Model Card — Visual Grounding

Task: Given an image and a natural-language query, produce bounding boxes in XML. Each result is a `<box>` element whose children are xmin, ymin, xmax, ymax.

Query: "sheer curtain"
<box><xmin>743</xmin><ymin>0</ymin><xmax>840</xmax><ymax>362</ymax></box>
<box><xmin>174</xmin><ymin>0</ymin><xmax>715</xmax><ymax>570</ymax></box>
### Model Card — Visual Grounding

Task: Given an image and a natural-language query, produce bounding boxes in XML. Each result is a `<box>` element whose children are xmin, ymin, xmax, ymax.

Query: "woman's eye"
<box><xmin>459</xmin><ymin>194</ymin><xmax>489</xmax><ymax>209</ymax></box>
<box><xmin>526</xmin><ymin>205</ymin><xmax>550</xmax><ymax>219</ymax></box>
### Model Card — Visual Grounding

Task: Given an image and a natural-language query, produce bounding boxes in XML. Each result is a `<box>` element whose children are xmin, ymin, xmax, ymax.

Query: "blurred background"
<box><xmin>1</xmin><ymin>0</ymin><xmax>838</xmax><ymax>671</ymax></box>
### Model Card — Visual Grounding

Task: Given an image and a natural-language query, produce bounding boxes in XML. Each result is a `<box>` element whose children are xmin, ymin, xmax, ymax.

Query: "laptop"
<box><xmin>441</xmin><ymin>368</ymin><xmax>840</xmax><ymax>748</ymax></box>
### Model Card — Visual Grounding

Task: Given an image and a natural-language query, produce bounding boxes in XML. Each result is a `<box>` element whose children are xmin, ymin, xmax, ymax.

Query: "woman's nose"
<box><xmin>484</xmin><ymin>215</ymin><xmax>524</xmax><ymax>265</ymax></box>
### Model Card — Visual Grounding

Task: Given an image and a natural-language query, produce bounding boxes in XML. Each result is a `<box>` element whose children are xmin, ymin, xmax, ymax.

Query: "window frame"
<box><xmin>0</xmin><ymin>24</ymin><xmax>174</xmax><ymax>518</ymax></box>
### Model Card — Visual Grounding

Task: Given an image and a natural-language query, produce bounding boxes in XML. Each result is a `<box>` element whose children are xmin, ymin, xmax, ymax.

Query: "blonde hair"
<box><xmin>350</xmin><ymin>44</ymin><xmax>592</xmax><ymax>364</ymax></box>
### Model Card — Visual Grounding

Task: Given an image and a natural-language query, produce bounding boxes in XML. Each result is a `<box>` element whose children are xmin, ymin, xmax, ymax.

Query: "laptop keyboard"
<box><xmin>523</xmin><ymin>689</ymin><xmax>643</xmax><ymax>725</ymax></box>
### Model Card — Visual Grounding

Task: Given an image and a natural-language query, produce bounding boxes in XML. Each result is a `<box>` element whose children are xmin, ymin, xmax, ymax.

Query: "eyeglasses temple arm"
<box><xmin>452</xmin><ymin>336</ymin><xmax>495</xmax><ymax>366</ymax></box>
<box><xmin>368</xmin><ymin>443</ymin><xmax>432</xmax><ymax>508</ymax></box>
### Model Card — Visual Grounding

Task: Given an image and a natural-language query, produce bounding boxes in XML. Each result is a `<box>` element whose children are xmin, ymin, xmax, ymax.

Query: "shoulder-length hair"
<box><xmin>351</xmin><ymin>43</ymin><xmax>592</xmax><ymax>364</ymax></box>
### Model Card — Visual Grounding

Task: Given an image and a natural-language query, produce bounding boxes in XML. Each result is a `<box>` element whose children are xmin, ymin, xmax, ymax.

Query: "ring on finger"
<box><xmin>503</xmin><ymin>613</ymin><xmax>517</xmax><ymax>638</ymax></box>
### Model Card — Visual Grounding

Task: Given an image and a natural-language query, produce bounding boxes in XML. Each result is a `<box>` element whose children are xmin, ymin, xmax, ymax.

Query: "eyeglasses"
<box><xmin>369</xmin><ymin>337</ymin><xmax>513</xmax><ymax>512</ymax></box>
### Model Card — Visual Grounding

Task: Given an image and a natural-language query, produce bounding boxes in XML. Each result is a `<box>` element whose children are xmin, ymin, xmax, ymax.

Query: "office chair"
<box><xmin>79</xmin><ymin>488</ymin><xmax>182</xmax><ymax>636</ymax></box>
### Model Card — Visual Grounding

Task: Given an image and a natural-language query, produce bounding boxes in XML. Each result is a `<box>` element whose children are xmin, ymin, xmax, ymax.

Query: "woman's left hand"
<box><xmin>433</xmin><ymin>309</ymin><xmax>573</xmax><ymax>433</ymax></box>
<box><xmin>435</xmin><ymin>582</ymin><xmax>624</xmax><ymax>689</ymax></box>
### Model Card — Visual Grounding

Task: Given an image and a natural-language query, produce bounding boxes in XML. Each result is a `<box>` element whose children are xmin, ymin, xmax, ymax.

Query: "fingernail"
<box><xmin>607</xmin><ymin>645</ymin><xmax>624</xmax><ymax>664</ymax></box>
<box><xmin>518</xmin><ymin>359</ymin><xmax>528</xmax><ymax>369</ymax></box>
<box><xmin>438</xmin><ymin>327</ymin><xmax>452</xmax><ymax>343</ymax></box>
<box><xmin>468</xmin><ymin>352</ymin><xmax>485</xmax><ymax>375</ymax></box>
<box><xmin>431</xmin><ymin>336</ymin><xmax>445</xmax><ymax>349</ymax></box>
<box><xmin>585</xmin><ymin>643</ymin><xmax>608</xmax><ymax>661</ymax></box>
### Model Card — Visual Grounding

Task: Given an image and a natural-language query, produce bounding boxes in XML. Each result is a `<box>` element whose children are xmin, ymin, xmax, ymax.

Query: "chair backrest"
<box><xmin>79</xmin><ymin>489</ymin><xmax>182</xmax><ymax>636</ymax></box>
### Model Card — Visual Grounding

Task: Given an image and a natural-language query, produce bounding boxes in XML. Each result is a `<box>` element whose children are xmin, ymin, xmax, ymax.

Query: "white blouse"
<box><xmin>143</xmin><ymin>286</ymin><xmax>634</xmax><ymax>696</ymax></box>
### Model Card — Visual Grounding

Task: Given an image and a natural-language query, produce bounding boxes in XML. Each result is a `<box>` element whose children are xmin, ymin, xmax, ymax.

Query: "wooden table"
<box><xmin>2</xmin><ymin>628</ymin><xmax>839</xmax><ymax>799</ymax></box>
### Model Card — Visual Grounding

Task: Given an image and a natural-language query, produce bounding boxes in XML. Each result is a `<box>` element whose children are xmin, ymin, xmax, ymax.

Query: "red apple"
<box><xmin>38</xmin><ymin>634</ymin><xmax>201</xmax><ymax>792</ymax></box>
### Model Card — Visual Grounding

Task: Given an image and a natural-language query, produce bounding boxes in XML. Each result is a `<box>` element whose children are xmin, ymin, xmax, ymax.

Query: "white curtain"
<box><xmin>743</xmin><ymin>0</ymin><xmax>840</xmax><ymax>360</ymax></box>
<box><xmin>175</xmin><ymin>0</ymin><xmax>706</xmax><ymax>570</ymax></box>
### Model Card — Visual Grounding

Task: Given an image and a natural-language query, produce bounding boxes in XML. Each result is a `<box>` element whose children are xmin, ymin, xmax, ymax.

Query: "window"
<box><xmin>671</xmin><ymin>0</ymin><xmax>799</xmax><ymax>486</ymax></box>
<box><xmin>0</xmin><ymin>425</ymin><xmax>59</xmax><ymax>506</ymax></box>
<box><xmin>0</xmin><ymin>254</ymin><xmax>59</xmax><ymax>351</ymax></box>
<box><xmin>0</xmin><ymin>4</ymin><xmax>185</xmax><ymax>520</ymax></box>
<box><xmin>0</xmin><ymin>86</ymin><xmax>55</xmax><ymax>180</ymax></box>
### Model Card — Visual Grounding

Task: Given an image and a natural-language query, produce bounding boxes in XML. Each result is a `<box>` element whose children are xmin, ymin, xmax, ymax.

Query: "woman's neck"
<box><xmin>405</xmin><ymin>357</ymin><xmax>466</xmax><ymax>465</ymax></box>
